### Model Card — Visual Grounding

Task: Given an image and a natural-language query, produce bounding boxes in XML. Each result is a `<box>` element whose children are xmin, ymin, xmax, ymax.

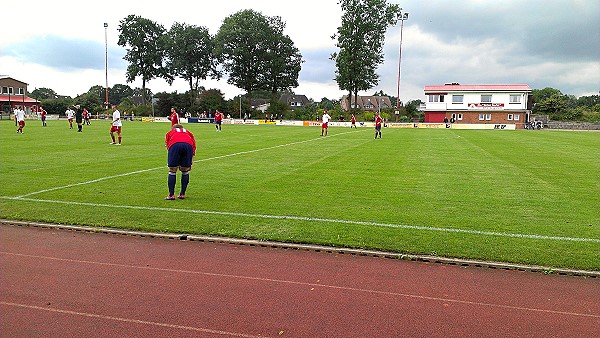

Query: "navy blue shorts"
<box><xmin>375</xmin><ymin>125</ymin><xmax>381</xmax><ymax>131</ymax></box>
<box><xmin>168</xmin><ymin>142</ymin><xmax>194</xmax><ymax>168</ymax></box>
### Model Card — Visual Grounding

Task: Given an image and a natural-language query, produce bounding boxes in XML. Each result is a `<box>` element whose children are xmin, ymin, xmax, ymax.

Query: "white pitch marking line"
<box><xmin>17</xmin><ymin>129</ymin><xmax>365</xmax><ymax>198</ymax></box>
<box><xmin>2</xmin><ymin>196</ymin><xmax>598</xmax><ymax>243</ymax></box>
<box><xmin>0</xmin><ymin>301</ymin><xmax>268</xmax><ymax>337</ymax></box>
<box><xmin>2</xmin><ymin>252</ymin><xmax>598</xmax><ymax>319</ymax></box>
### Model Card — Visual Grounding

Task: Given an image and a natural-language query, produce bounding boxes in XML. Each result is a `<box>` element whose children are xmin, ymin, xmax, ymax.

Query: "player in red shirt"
<box><xmin>214</xmin><ymin>110</ymin><xmax>223</xmax><ymax>132</ymax></box>
<box><xmin>40</xmin><ymin>107</ymin><xmax>47</xmax><ymax>127</ymax></box>
<box><xmin>83</xmin><ymin>108</ymin><xmax>91</xmax><ymax>125</ymax></box>
<box><xmin>374</xmin><ymin>113</ymin><xmax>383</xmax><ymax>139</ymax></box>
<box><xmin>168</xmin><ymin>107</ymin><xmax>180</xmax><ymax>127</ymax></box>
<box><xmin>351</xmin><ymin>114</ymin><xmax>356</xmax><ymax>128</ymax></box>
<box><xmin>165</xmin><ymin>124</ymin><xmax>197</xmax><ymax>200</ymax></box>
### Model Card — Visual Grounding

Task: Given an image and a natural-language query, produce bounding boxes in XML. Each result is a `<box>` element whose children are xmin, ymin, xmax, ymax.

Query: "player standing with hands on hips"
<box><xmin>110</xmin><ymin>105</ymin><xmax>122</xmax><ymax>145</ymax></box>
<box><xmin>165</xmin><ymin>124</ymin><xmax>196</xmax><ymax>200</ymax></box>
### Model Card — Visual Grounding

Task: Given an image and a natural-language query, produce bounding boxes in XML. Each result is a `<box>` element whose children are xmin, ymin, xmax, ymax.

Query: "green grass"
<box><xmin>1</xmin><ymin>119</ymin><xmax>599</xmax><ymax>270</ymax></box>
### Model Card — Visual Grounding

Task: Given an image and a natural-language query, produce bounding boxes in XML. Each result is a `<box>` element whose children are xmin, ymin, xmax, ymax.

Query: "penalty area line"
<box><xmin>16</xmin><ymin>130</ymin><xmax>364</xmax><ymax>199</ymax></box>
<box><xmin>2</xmin><ymin>196</ymin><xmax>598</xmax><ymax>243</ymax></box>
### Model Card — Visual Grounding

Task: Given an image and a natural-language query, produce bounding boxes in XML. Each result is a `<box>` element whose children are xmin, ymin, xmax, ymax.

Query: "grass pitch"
<box><xmin>1</xmin><ymin>119</ymin><xmax>599</xmax><ymax>270</ymax></box>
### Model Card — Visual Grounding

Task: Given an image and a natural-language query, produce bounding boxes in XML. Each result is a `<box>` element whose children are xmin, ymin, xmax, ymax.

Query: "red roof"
<box><xmin>0</xmin><ymin>95</ymin><xmax>40</xmax><ymax>103</ymax></box>
<box><xmin>424</xmin><ymin>84</ymin><xmax>531</xmax><ymax>92</ymax></box>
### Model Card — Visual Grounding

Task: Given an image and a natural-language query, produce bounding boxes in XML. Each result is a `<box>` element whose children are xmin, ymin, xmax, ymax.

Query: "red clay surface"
<box><xmin>1</xmin><ymin>224</ymin><xmax>598</xmax><ymax>337</ymax></box>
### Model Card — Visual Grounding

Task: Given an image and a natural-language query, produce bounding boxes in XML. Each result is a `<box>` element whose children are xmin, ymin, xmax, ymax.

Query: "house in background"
<box><xmin>250</xmin><ymin>95</ymin><xmax>311</xmax><ymax>113</ymax></box>
<box><xmin>0</xmin><ymin>76</ymin><xmax>41</xmax><ymax>114</ymax></box>
<box><xmin>280</xmin><ymin>94</ymin><xmax>310</xmax><ymax>110</ymax></box>
<box><xmin>340</xmin><ymin>95</ymin><xmax>393</xmax><ymax>112</ymax></box>
<box><xmin>423</xmin><ymin>83</ymin><xmax>533</xmax><ymax>128</ymax></box>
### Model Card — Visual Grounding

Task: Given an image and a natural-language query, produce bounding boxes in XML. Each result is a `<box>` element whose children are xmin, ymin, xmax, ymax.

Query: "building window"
<box><xmin>509</xmin><ymin>94</ymin><xmax>521</xmax><ymax>103</ymax></box>
<box><xmin>514</xmin><ymin>114</ymin><xmax>520</xmax><ymax>121</ymax></box>
<box><xmin>429</xmin><ymin>95</ymin><xmax>444</xmax><ymax>103</ymax></box>
<box><xmin>479</xmin><ymin>114</ymin><xmax>485</xmax><ymax>121</ymax></box>
<box><xmin>507</xmin><ymin>114</ymin><xmax>513</xmax><ymax>120</ymax></box>
<box><xmin>485</xmin><ymin>113</ymin><xmax>492</xmax><ymax>121</ymax></box>
<box><xmin>452</xmin><ymin>95</ymin><xmax>463</xmax><ymax>103</ymax></box>
<box><xmin>3</xmin><ymin>86</ymin><xmax>14</xmax><ymax>94</ymax></box>
<box><xmin>17</xmin><ymin>87</ymin><xmax>24</xmax><ymax>95</ymax></box>
<box><xmin>481</xmin><ymin>95</ymin><xmax>492</xmax><ymax>103</ymax></box>
<box><xmin>457</xmin><ymin>113</ymin><xmax>463</xmax><ymax>120</ymax></box>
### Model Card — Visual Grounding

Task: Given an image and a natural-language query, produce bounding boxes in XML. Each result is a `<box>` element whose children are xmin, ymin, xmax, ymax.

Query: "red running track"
<box><xmin>1</xmin><ymin>224</ymin><xmax>598</xmax><ymax>337</ymax></box>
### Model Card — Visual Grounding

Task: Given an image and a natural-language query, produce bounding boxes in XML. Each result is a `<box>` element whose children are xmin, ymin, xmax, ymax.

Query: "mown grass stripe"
<box><xmin>2</xmin><ymin>196</ymin><xmax>598</xmax><ymax>243</ymax></box>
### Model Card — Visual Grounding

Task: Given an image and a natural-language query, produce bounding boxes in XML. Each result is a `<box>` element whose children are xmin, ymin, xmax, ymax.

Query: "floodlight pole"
<box><xmin>104</xmin><ymin>23</ymin><xmax>109</xmax><ymax>111</ymax></box>
<box><xmin>395</xmin><ymin>12</ymin><xmax>408</xmax><ymax>123</ymax></box>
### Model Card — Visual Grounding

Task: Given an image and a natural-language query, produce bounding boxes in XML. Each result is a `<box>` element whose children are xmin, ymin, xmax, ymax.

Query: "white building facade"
<box><xmin>424</xmin><ymin>84</ymin><xmax>533</xmax><ymax>129</ymax></box>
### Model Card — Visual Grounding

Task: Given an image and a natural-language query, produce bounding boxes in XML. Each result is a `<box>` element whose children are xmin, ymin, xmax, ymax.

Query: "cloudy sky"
<box><xmin>1</xmin><ymin>0</ymin><xmax>598</xmax><ymax>103</ymax></box>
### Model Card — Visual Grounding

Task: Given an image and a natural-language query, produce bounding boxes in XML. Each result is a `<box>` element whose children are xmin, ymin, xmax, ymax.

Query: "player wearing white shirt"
<box><xmin>321</xmin><ymin>111</ymin><xmax>331</xmax><ymax>136</ymax></box>
<box><xmin>110</xmin><ymin>106</ymin><xmax>122</xmax><ymax>145</ymax></box>
<box><xmin>66</xmin><ymin>108</ymin><xmax>75</xmax><ymax>129</ymax></box>
<box><xmin>15</xmin><ymin>107</ymin><xmax>25</xmax><ymax>133</ymax></box>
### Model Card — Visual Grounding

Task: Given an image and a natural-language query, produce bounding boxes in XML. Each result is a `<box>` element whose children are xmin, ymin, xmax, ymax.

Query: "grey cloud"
<box><xmin>404</xmin><ymin>0</ymin><xmax>599</xmax><ymax>62</ymax></box>
<box><xmin>298</xmin><ymin>48</ymin><xmax>337</xmax><ymax>83</ymax></box>
<box><xmin>3</xmin><ymin>35</ymin><xmax>126</xmax><ymax>71</ymax></box>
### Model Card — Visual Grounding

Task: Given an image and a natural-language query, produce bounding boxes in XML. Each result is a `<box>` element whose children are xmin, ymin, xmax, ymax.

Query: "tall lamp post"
<box><xmin>104</xmin><ymin>23</ymin><xmax>109</xmax><ymax>110</ymax></box>
<box><xmin>395</xmin><ymin>11</ymin><xmax>408</xmax><ymax>123</ymax></box>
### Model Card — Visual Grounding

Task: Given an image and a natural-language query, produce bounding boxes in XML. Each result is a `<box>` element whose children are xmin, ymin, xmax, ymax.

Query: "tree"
<box><xmin>166</xmin><ymin>22</ymin><xmax>219</xmax><ymax>108</ymax></box>
<box><xmin>110</xmin><ymin>84</ymin><xmax>134</xmax><ymax>105</ymax></box>
<box><xmin>532</xmin><ymin>87</ymin><xmax>563</xmax><ymax>103</ymax></box>
<box><xmin>41</xmin><ymin>97</ymin><xmax>72</xmax><ymax>115</ymax></box>
<box><xmin>261</xmin><ymin>17</ymin><xmax>303</xmax><ymax>97</ymax></box>
<box><xmin>74</xmin><ymin>90</ymin><xmax>103</xmax><ymax>112</ymax></box>
<box><xmin>577</xmin><ymin>94</ymin><xmax>600</xmax><ymax>108</ymax></box>
<box><xmin>214</xmin><ymin>9</ymin><xmax>301</xmax><ymax>106</ymax></box>
<box><xmin>535</xmin><ymin>93</ymin><xmax>566</xmax><ymax>119</ymax></box>
<box><xmin>198</xmin><ymin>89</ymin><xmax>226</xmax><ymax>113</ymax></box>
<box><xmin>331</xmin><ymin>0</ymin><xmax>401</xmax><ymax>110</ymax></box>
<box><xmin>30</xmin><ymin>87</ymin><xmax>59</xmax><ymax>100</ymax></box>
<box><xmin>118</xmin><ymin>15</ymin><xmax>168</xmax><ymax>105</ymax></box>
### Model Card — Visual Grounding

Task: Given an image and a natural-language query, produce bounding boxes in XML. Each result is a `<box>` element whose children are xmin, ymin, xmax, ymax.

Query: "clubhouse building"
<box><xmin>423</xmin><ymin>83</ymin><xmax>533</xmax><ymax>129</ymax></box>
<box><xmin>0</xmin><ymin>76</ymin><xmax>41</xmax><ymax>114</ymax></box>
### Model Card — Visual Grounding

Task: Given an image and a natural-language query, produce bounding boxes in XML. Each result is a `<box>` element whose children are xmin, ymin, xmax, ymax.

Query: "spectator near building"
<box><xmin>423</xmin><ymin>83</ymin><xmax>533</xmax><ymax>128</ymax></box>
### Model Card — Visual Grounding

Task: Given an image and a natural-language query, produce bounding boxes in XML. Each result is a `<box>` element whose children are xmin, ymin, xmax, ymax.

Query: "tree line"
<box><xmin>532</xmin><ymin>88</ymin><xmax>600</xmax><ymax>122</ymax></box>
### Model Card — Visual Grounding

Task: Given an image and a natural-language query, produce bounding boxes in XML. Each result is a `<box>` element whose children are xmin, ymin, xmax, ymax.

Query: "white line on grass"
<box><xmin>16</xmin><ymin>129</ymin><xmax>366</xmax><ymax>198</ymax></box>
<box><xmin>2</xmin><ymin>196</ymin><xmax>598</xmax><ymax>243</ymax></box>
